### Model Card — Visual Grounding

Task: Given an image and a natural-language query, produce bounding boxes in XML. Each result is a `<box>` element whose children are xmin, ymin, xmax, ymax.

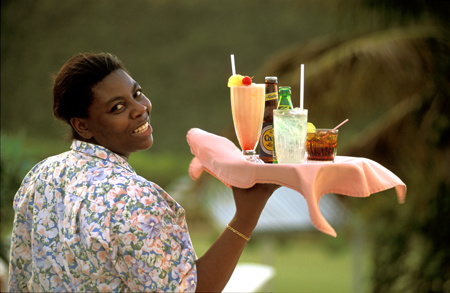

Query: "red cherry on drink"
<box><xmin>242</xmin><ymin>76</ymin><xmax>252</xmax><ymax>86</ymax></box>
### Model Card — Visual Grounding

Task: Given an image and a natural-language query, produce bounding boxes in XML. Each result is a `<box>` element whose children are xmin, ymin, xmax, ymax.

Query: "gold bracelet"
<box><xmin>226</xmin><ymin>224</ymin><xmax>251</xmax><ymax>241</ymax></box>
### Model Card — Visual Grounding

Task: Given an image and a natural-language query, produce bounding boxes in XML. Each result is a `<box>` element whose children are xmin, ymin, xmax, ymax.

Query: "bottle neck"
<box><xmin>278</xmin><ymin>94</ymin><xmax>293</xmax><ymax>109</ymax></box>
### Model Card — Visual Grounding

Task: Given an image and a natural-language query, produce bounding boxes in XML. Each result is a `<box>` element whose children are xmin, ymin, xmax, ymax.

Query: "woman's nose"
<box><xmin>131</xmin><ymin>100</ymin><xmax>148</xmax><ymax>119</ymax></box>
<box><xmin>147</xmin><ymin>99</ymin><xmax>152</xmax><ymax>112</ymax></box>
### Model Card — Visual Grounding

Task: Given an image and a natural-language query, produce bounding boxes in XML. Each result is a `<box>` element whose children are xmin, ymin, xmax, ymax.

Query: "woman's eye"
<box><xmin>112</xmin><ymin>104</ymin><xmax>125</xmax><ymax>112</ymax></box>
<box><xmin>134</xmin><ymin>90</ymin><xmax>143</xmax><ymax>99</ymax></box>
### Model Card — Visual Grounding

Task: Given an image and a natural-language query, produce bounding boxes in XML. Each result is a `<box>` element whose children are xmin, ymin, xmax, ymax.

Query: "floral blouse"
<box><xmin>9</xmin><ymin>140</ymin><xmax>197</xmax><ymax>292</ymax></box>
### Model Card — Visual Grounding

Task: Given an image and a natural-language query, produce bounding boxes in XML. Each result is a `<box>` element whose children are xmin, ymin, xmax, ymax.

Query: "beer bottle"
<box><xmin>273</xmin><ymin>86</ymin><xmax>293</xmax><ymax>163</ymax></box>
<box><xmin>259</xmin><ymin>77</ymin><xmax>278</xmax><ymax>163</ymax></box>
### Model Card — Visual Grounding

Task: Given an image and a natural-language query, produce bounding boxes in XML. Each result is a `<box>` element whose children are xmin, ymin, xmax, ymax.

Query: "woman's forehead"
<box><xmin>92</xmin><ymin>70</ymin><xmax>136</xmax><ymax>100</ymax></box>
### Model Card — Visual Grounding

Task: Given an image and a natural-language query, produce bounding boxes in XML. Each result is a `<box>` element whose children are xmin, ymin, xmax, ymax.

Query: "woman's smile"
<box><xmin>82</xmin><ymin>69</ymin><xmax>154</xmax><ymax>159</ymax></box>
<box><xmin>132</xmin><ymin>121</ymin><xmax>152</xmax><ymax>135</ymax></box>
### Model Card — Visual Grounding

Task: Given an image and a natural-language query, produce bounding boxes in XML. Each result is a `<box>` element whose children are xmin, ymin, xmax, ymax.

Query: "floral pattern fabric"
<box><xmin>9</xmin><ymin>140</ymin><xmax>197</xmax><ymax>292</ymax></box>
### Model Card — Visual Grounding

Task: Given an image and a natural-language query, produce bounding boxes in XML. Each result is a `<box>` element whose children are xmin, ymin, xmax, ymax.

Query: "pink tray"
<box><xmin>187</xmin><ymin>128</ymin><xmax>406</xmax><ymax>237</ymax></box>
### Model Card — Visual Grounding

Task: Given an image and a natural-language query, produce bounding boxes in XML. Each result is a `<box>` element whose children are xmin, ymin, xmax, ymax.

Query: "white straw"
<box><xmin>231</xmin><ymin>54</ymin><xmax>236</xmax><ymax>75</ymax></box>
<box><xmin>300</xmin><ymin>64</ymin><xmax>304</xmax><ymax>109</ymax></box>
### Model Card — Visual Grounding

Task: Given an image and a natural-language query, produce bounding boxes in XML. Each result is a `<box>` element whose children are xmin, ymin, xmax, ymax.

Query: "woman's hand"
<box><xmin>195</xmin><ymin>183</ymin><xmax>279</xmax><ymax>292</ymax></box>
<box><xmin>232</xmin><ymin>183</ymin><xmax>280</xmax><ymax>226</ymax></box>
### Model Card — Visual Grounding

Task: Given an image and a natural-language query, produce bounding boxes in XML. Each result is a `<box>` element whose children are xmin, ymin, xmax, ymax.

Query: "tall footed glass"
<box><xmin>230</xmin><ymin>84</ymin><xmax>266</xmax><ymax>163</ymax></box>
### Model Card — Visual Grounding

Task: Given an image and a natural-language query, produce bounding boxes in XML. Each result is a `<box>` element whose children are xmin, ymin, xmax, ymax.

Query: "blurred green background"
<box><xmin>1</xmin><ymin>0</ymin><xmax>449</xmax><ymax>292</ymax></box>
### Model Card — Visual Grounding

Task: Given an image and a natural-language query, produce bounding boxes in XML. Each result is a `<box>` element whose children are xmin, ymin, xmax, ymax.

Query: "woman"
<box><xmin>8</xmin><ymin>53</ymin><xmax>278</xmax><ymax>292</ymax></box>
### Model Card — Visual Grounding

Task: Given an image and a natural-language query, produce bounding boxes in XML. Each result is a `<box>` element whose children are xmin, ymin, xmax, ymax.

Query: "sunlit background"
<box><xmin>1</xmin><ymin>0</ymin><xmax>449</xmax><ymax>292</ymax></box>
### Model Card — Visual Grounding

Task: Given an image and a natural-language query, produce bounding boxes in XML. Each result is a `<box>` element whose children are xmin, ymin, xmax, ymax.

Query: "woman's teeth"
<box><xmin>133</xmin><ymin>123</ymin><xmax>149</xmax><ymax>134</ymax></box>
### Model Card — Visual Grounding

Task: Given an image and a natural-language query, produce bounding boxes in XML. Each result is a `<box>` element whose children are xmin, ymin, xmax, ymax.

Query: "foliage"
<box><xmin>363</xmin><ymin>0</ymin><xmax>450</xmax><ymax>25</ymax></box>
<box><xmin>0</xmin><ymin>0</ymin><xmax>384</xmax><ymax>155</ymax></box>
<box><xmin>258</xmin><ymin>23</ymin><xmax>450</xmax><ymax>292</ymax></box>
<box><xmin>0</xmin><ymin>134</ymin><xmax>38</xmax><ymax>263</ymax></box>
<box><xmin>129</xmin><ymin>150</ymin><xmax>192</xmax><ymax>189</ymax></box>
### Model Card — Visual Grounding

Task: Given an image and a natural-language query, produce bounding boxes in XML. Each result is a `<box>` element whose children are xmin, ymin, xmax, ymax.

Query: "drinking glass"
<box><xmin>230</xmin><ymin>84</ymin><xmax>265</xmax><ymax>163</ymax></box>
<box><xmin>306</xmin><ymin>129</ymin><xmax>339</xmax><ymax>162</ymax></box>
<box><xmin>273</xmin><ymin>108</ymin><xmax>308</xmax><ymax>164</ymax></box>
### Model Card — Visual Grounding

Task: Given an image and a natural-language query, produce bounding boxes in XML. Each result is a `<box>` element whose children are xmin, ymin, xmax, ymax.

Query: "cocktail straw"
<box><xmin>300</xmin><ymin>64</ymin><xmax>304</xmax><ymax>109</ymax></box>
<box><xmin>332</xmin><ymin>119</ymin><xmax>349</xmax><ymax>131</ymax></box>
<box><xmin>231</xmin><ymin>54</ymin><xmax>236</xmax><ymax>75</ymax></box>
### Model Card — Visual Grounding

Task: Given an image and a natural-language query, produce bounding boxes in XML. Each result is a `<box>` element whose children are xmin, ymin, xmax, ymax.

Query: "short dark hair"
<box><xmin>53</xmin><ymin>53</ymin><xmax>126</xmax><ymax>139</ymax></box>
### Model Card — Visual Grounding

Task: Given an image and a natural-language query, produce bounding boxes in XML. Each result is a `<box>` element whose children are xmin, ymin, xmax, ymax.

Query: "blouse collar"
<box><xmin>70</xmin><ymin>140</ymin><xmax>136</xmax><ymax>173</ymax></box>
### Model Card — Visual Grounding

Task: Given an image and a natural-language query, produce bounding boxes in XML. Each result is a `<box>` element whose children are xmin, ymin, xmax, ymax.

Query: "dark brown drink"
<box><xmin>306</xmin><ymin>129</ymin><xmax>338</xmax><ymax>161</ymax></box>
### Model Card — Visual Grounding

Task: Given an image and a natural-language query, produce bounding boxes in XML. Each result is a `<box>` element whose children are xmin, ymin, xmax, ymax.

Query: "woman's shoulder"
<box><xmin>23</xmin><ymin>151</ymin><xmax>72</xmax><ymax>180</ymax></box>
<box><xmin>103</xmin><ymin>172</ymin><xmax>164</xmax><ymax>202</ymax></box>
<box><xmin>85</xmin><ymin>169</ymin><xmax>165</xmax><ymax>205</ymax></box>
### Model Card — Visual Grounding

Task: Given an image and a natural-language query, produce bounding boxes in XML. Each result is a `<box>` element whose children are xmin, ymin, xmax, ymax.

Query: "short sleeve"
<box><xmin>109</xmin><ymin>181</ymin><xmax>197</xmax><ymax>292</ymax></box>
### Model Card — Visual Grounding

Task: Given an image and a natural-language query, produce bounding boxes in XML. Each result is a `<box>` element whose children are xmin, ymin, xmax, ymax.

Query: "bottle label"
<box><xmin>259</xmin><ymin>123</ymin><xmax>274</xmax><ymax>156</ymax></box>
<box><xmin>265</xmin><ymin>92</ymin><xmax>278</xmax><ymax>101</ymax></box>
<box><xmin>277</xmin><ymin>105</ymin><xmax>292</xmax><ymax>110</ymax></box>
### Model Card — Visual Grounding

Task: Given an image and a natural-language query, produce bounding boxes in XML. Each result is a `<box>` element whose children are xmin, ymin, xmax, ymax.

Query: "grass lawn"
<box><xmin>189</xmin><ymin>224</ymin><xmax>372</xmax><ymax>293</ymax></box>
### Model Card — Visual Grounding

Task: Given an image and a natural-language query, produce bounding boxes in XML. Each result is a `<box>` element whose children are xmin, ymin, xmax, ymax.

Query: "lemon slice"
<box><xmin>307</xmin><ymin>122</ymin><xmax>316</xmax><ymax>133</ymax></box>
<box><xmin>228</xmin><ymin>74</ymin><xmax>243</xmax><ymax>87</ymax></box>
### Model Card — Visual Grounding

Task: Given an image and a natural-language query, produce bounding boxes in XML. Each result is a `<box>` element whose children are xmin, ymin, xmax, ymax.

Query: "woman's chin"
<box><xmin>143</xmin><ymin>135</ymin><xmax>153</xmax><ymax>150</ymax></box>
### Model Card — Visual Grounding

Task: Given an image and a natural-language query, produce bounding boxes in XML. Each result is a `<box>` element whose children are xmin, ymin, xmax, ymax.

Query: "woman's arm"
<box><xmin>194</xmin><ymin>183</ymin><xmax>279</xmax><ymax>292</ymax></box>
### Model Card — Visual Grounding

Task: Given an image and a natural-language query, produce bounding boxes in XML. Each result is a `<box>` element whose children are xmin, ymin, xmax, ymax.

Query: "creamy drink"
<box><xmin>228</xmin><ymin>74</ymin><xmax>265</xmax><ymax>163</ymax></box>
<box><xmin>230</xmin><ymin>84</ymin><xmax>265</xmax><ymax>152</ymax></box>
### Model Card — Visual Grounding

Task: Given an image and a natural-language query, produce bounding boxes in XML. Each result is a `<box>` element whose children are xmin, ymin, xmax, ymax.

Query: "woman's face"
<box><xmin>83</xmin><ymin>69</ymin><xmax>153</xmax><ymax>159</ymax></box>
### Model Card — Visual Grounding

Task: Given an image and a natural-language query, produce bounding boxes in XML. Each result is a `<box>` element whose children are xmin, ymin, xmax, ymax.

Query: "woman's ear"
<box><xmin>70</xmin><ymin>117</ymin><xmax>94</xmax><ymax>140</ymax></box>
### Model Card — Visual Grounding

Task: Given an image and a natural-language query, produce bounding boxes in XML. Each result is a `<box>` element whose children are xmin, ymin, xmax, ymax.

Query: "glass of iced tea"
<box><xmin>306</xmin><ymin>129</ymin><xmax>338</xmax><ymax>162</ymax></box>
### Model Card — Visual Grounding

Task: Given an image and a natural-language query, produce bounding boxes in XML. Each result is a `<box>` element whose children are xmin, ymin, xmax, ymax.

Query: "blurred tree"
<box><xmin>354</xmin><ymin>2</ymin><xmax>449</xmax><ymax>292</ymax></box>
<box><xmin>0</xmin><ymin>135</ymin><xmax>37</xmax><ymax>264</ymax></box>
<box><xmin>254</xmin><ymin>10</ymin><xmax>449</xmax><ymax>293</ymax></box>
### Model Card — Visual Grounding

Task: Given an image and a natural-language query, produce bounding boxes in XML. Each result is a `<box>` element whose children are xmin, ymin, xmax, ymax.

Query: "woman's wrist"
<box><xmin>226</xmin><ymin>224</ymin><xmax>251</xmax><ymax>241</ymax></box>
<box><xmin>228</xmin><ymin>215</ymin><xmax>258</xmax><ymax>241</ymax></box>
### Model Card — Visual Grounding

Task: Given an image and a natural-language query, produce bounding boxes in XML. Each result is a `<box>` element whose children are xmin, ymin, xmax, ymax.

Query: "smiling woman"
<box><xmin>72</xmin><ymin>69</ymin><xmax>153</xmax><ymax>159</ymax></box>
<box><xmin>8</xmin><ymin>52</ymin><xmax>280</xmax><ymax>292</ymax></box>
<box><xmin>53</xmin><ymin>53</ymin><xmax>153</xmax><ymax>159</ymax></box>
